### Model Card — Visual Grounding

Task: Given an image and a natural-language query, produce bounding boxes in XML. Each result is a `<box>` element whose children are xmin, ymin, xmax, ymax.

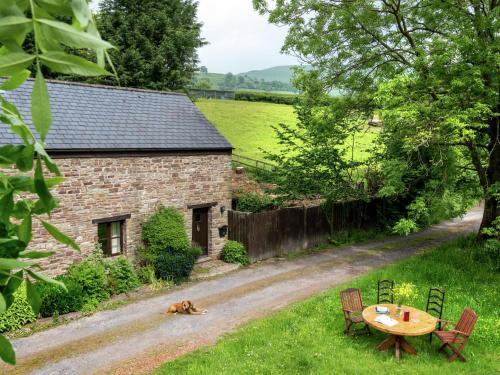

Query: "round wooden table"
<box><xmin>362</xmin><ymin>304</ymin><xmax>437</xmax><ymax>360</ymax></box>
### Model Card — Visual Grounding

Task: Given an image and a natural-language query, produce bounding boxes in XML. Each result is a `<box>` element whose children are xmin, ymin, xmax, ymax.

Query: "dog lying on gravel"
<box><xmin>166</xmin><ymin>300</ymin><xmax>207</xmax><ymax>315</ymax></box>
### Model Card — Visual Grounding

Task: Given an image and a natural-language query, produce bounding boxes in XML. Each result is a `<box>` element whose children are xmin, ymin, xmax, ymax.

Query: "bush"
<box><xmin>0</xmin><ymin>283</ymin><xmax>36</xmax><ymax>333</ymax></box>
<box><xmin>36</xmin><ymin>276</ymin><xmax>84</xmax><ymax>318</ymax></box>
<box><xmin>105</xmin><ymin>257</ymin><xmax>140</xmax><ymax>294</ymax></box>
<box><xmin>68</xmin><ymin>259</ymin><xmax>110</xmax><ymax>302</ymax></box>
<box><xmin>236</xmin><ymin>193</ymin><xmax>283</xmax><ymax>213</ymax></box>
<box><xmin>155</xmin><ymin>247</ymin><xmax>202</xmax><ymax>283</ymax></box>
<box><xmin>142</xmin><ymin>207</ymin><xmax>190</xmax><ymax>255</ymax></box>
<box><xmin>472</xmin><ymin>239</ymin><xmax>500</xmax><ymax>272</ymax></box>
<box><xmin>222</xmin><ymin>241</ymin><xmax>249</xmax><ymax>265</ymax></box>
<box><xmin>235</xmin><ymin>91</ymin><xmax>299</xmax><ymax>105</ymax></box>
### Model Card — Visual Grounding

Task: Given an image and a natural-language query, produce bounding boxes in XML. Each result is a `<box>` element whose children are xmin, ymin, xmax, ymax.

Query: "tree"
<box><xmin>254</xmin><ymin>0</ymin><xmax>499</xmax><ymax>237</ymax></box>
<box><xmin>224</xmin><ymin>72</ymin><xmax>235</xmax><ymax>88</ymax></box>
<box><xmin>96</xmin><ymin>0</ymin><xmax>205</xmax><ymax>91</ymax></box>
<box><xmin>199</xmin><ymin>65</ymin><xmax>208</xmax><ymax>74</ymax></box>
<box><xmin>0</xmin><ymin>0</ymin><xmax>113</xmax><ymax>364</ymax></box>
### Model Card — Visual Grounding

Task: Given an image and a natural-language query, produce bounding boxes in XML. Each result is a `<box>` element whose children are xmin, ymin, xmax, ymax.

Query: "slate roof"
<box><xmin>0</xmin><ymin>79</ymin><xmax>232</xmax><ymax>152</ymax></box>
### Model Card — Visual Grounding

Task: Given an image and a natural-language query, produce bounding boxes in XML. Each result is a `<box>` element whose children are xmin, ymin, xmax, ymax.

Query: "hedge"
<box><xmin>235</xmin><ymin>91</ymin><xmax>299</xmax><ymax>105</ymax></box>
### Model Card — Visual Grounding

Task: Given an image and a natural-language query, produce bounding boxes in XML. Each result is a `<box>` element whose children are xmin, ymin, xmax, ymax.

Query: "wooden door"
<box><xmin>192</xmin><ymin>207</ymin><xmax>209</xmax><ymax>255</ymax></box>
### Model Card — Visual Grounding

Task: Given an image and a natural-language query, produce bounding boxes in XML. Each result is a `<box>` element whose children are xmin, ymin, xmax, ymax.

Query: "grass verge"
<box><xmin>156</xmin><ymin>235</ymin><xmax>499</xmax><ymax>374</ymax></box>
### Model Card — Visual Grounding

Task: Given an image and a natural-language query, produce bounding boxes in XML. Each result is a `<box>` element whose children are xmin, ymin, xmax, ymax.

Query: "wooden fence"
<box><xmin>232</xmin><ymin>153</ymin><xmax>278</xmax><ymax>175</ymax></box>
<box><xmin>228</xmin><ymin>199</ymin><xmax>393</xmax><ymax>262</ymax></box>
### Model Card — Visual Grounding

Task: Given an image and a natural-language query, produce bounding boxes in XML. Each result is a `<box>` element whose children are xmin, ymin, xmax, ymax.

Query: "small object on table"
<box><xmin>403</xmin><ymin>310</ymin><xmax>410</xmax><ymax>322</ymax></box>
<box><xmin>375</xmin><ymin>315</ymin><xmax>398</xmax><ymax>327</ymax></box>
<box><xmin>375</xmin><ymin>306</ymin><xmax>389</xmax><ymax>314</ymax></box>
<box><xmin>362</xmin><ymin>304</ymin><xmax>437</xmax><ymax>360</ymax></box>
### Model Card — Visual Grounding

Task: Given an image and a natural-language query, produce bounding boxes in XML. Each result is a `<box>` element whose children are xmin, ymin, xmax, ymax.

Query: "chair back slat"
<box><xmin>426</xmin><ymin>287</ymin><xmax>445</xmax><ymax>320</ymax></box>
<box><xmin>341</xmin><ymin>288</ymin><xmax>363</xmax><ymax>311</ymax></box>
<box><xmin>455</xmin><ymin>308</ymin><xmax>478</xmax><ymax>336</ymax></box>
<box><xmin>377</xmin><ymin>280</ymin><xmax>394</xmax><ymax>304</ymax></box>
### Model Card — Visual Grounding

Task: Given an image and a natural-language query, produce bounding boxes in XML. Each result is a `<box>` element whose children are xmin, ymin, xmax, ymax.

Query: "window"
<box><xmin>97</xmin><ymin>221</ymin><xmax>124</xmax><ymax>256</ymax></box>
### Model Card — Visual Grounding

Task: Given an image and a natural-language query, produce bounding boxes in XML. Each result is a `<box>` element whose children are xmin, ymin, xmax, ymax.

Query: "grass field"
<box><xmin>157</xmin><ymin>236</ymin><xmax>499</xmax><ymax>374</ymax></box>
<box><xmin>196</xmin><ymin>99</ymin><xmax>297</xmax><ymax>160</ymax></box>
<box><xmin>196</xmin><ymin>99</ymin><xmax>379</xmax><ymax>162</ymax></box>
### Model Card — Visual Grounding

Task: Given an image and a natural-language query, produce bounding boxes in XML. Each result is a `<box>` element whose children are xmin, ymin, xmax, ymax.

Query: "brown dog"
<box><xmin>166</xmin><ymin>300</ymin><xmax>207</xmax><ymax>315</ymax></box>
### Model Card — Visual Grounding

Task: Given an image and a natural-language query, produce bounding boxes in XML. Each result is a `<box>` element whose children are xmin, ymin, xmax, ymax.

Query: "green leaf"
<box><xmin>0</xmin><ymin>52</ymin><xmax>35</xmax><ymax>76</ymax></box>
<box><xmin>1</xmin><ymin>97</ymin><xmax>23</xmax><ymax>118</ymax></box>
<box><xmin>26</xmin><ymin>279</ymin><xmax>41</xmax><ymax>314</ymax></box>
<box><xmin>35</xmin><ymin>142</ymin><xmax>60</xmax><ymax>175</ymax></box>
<box><xmin>0</xmin><ymin>293</ymin><xmax>6</xmax><ymax>315</ymax></box>
<box><xmin>41</xmin><ymin>220</ymin><xmax>80</xmax><ymax>251</ymax></box>
<box><xmin>0</xmin><ymin>258</ymin><xmax>32</xmax><ymax>270</ymax></box>
<box><xmin>0</xmin><ymin>334</ymin><xmax>15</xmax><ymax>365</ymax></box>
<box><xmin>16</xmin><ymin>144</ymin><xmax>34</xmax><ymax>172</ymax></box>
<box><xmin>71</xmin><ymin>0</ymin><xmax>90</xmax><ymax>28</ymax></box>
<box><xmin>4</xmin><ymin>270</ymin><xmax>23</xmax><ymax>296</ymax></box>
<box><xmin>27</xmin><ymin>269</ymin><xmax>67</xmax><ymax>291</ymax></box>
<box><xmin>87</xmin><ymin>21</ymin><xmax>104</xmax><ymax>67</ymax></box>
<box><xmin>19</xmin><ymin>250</ymin><xmax>55</xmax><ymax>259</ymax></box>
<box><xmin>0</xmin><ymin>69</ymin><xmax>30</xmax><ymax>90</ymax></box>
<box><xmin>34</xmin><ymin>157</ymin><xmax>54</xmax><ymax>212</ymax></box>
<box><xmin>40</xmin><ymin>52</ymin><xmax>112</xmax><ymax>77</ymax></box>
<box><xmin>36</xmin><ymin>18</ymin><xmax>113</xmax><ymax>50</ymax></box>
<box><xmin>0</xmin><ymin>15</ymin><xmax>32</xmax><ymax>46</ymax></box>
<box><xmin>18</xmin><ymin>215</ymin><xmax>32</xmax><ymax>244</ymax></box>
<box><xmin>32</xmin><ymin>67</ymin><xmax>52</xmax><ymax>142</ymax></box>
<box><xmin>0</xmin><ymin>191</ymin><xmax>14</xmax><ymax>224</ymax></box>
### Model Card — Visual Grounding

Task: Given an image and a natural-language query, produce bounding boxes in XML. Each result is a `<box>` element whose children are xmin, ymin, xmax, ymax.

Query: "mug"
<box><xmin>403</xmin><ymin>310</ymin><xmax>410</xmax><ymax>321</ymax></box>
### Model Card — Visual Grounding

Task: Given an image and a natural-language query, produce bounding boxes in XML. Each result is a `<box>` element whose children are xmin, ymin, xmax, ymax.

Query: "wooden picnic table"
<box><xmin>362</xmin><ymin>303</ymin><xmax>437</xmax><ymax>360</ymax></box>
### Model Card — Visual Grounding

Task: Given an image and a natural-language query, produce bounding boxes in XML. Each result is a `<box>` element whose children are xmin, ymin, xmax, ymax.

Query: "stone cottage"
<box><xmin>1</xmin><ymin>80</ymin><xmax>233</xmax><ymax>275</ymax></box>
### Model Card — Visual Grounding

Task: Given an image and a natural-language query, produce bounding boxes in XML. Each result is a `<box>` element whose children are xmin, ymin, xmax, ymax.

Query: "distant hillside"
<box><xmin>192</xmin><ymin>65</ymin><xmax>310</xmax><ymax>93</ymax></box>
<box><xmin>240</xmin><ymin>65</ymin><xmax>297</xmax><ymax>84</ymax></box>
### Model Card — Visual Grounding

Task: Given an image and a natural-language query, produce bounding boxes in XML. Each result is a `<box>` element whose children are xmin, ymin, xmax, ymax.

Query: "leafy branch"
<box><xmin>0</xmin><ymin>0</ymin><xmax>114</xmax><ymax>365</ymax></box>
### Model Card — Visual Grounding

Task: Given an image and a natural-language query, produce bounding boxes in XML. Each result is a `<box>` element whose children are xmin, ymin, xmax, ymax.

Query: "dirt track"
<box><xmin>4</xmin><ymin>206</ymin><xmax>482</xmax><ymax>375</ymax></box>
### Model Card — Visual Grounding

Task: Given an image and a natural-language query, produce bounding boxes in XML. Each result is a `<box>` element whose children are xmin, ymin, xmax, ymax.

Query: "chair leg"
<box><xmin>438</xmin><ymin>342</ymin><xmax>448</xmax><ymax>353</ymax></box>
<box><xmin>449</xmin><ymin>343</ymin><xmax>467</xmax><ymax>363</ymax></box>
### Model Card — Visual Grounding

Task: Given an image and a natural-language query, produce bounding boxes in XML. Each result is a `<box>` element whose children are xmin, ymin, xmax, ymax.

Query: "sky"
<box><xmin>90</xmin><ymin>0</ymin><xmax>298</xmax><ymax>74</ymax></box>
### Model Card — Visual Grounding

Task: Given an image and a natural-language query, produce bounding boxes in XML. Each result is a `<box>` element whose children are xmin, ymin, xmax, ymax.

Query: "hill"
<box><xmin>239</xmin><ymin>65</ymin><xmax>298</xmax><ymax>84</ymax></box>
<box><xmin>192</xmin><ymin>65</ymin><xmax>310</xmax><ymax>93</ymax></box>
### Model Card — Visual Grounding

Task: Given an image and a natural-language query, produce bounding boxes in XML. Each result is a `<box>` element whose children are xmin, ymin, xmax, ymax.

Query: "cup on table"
<box><xmin>403</xmin><ymin>310</ymin><xmax>410</xmax><ymax>322</ymax></box>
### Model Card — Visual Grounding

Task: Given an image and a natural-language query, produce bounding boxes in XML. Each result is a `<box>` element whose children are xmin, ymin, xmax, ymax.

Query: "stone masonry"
<box><xmin>29</xmin><ymin>152</ymin><xmax>233</xmax><ymax>276</ymax></box>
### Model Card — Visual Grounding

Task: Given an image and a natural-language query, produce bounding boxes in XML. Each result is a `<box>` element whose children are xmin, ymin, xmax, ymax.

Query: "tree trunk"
<box><xmin>479</xmin><ymin>115</ymin><xmax>500</xmax><ymax>237</ymax></box>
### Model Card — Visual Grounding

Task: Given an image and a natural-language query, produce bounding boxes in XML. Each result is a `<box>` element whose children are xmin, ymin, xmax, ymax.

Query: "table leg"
<box><xmin>395</xmin><ymin>338</ymin><xmax>400</xmax><ymax>361</ymax></box>
<box><xmin>400</xmin><ymin>336</ymin><xmax>417</xmax><ymax>355</ymax></box>
<box><xmin>377</xmin><ymin>335</ymin><xmax>396</xmax><ymax>351</ymax></box>
<box><xmin>376</xmin><ymin>335</ymin><xmax>416</xmax><ymax>360</ymax></box>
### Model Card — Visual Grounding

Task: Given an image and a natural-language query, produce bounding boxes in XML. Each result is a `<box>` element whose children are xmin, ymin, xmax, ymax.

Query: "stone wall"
<box><xmin>29</xmin><ymin>152</ymin><xmax>232</xmax><ymax>276</ymax></box>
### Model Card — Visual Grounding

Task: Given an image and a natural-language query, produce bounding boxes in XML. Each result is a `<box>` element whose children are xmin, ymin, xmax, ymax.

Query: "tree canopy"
<box><xmin>254</xmin><ymin>0</ymin><xmax>499</xmax><ymax>237</ymax></box>
<box><xmin>96</xmin><ymin>0</ymin><xmax>205</xmax><ymax>90</ymax></box>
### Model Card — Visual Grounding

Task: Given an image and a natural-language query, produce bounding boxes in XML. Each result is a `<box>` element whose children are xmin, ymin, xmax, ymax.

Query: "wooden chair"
<box><xmin>377</xmin><ymin>279</ymin><xmax>394</xmax><ymax>304</ymax></box>
<box><xmin>340</xmin><ymin>288</ymin><xmax>370</xmax><ymax>336</ymax></box>
<box><xmin>426</xmin><ymin>287</ymin><xmax>445</xmax><ymax>343</ymax></box>
<box><xmin>433</xmin><ymin>308</ymin><xmax>478</xmax><ymax>362</ymax></box>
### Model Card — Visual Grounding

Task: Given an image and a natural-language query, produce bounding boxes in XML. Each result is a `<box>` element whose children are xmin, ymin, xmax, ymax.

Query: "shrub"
<box><xmin>0</xmin><ymin>283</ymin><xmax>36</xmax><ymax>333</ymax></box>
<box><xmin>155</xmin><ymin>247</ymin><xmax>202</xmax><ymax>284</ymax></box>
<box><xmin>36</xmin><ymin>276</ymin><xmax>84</xmax><ymax>318</ymax></box>
<box><xmin>236</xmin><ymin>193</ymin><xmax>283</xmax><ymax>213</ymax></box>
<box><xmin>472</xmin><ymin>239</ymin><xmax>500</xmax><ymax>272</ymax></box>
<box><xmin>235</xmin><ymin>91</ymin><xmax>299</xmax><ymax>105</ymax></box>
<box><xmin>142</xmin><ymin>207</ymin><xmax>190</xmax><ymax>255</ymax></box>
<box><xmin>68</xmin><ymin>259</ymin><xmax>110</xmax><ymax>302</ymax></box>
<box><xmin>105</xmin><ymin>257</ymin><xmax>140</xmax><ymax>294</ymax></box>
<box><xmin>222</xmin><ymin>241</ymin><xmax>249</xmax><ymax>265</ymax></box>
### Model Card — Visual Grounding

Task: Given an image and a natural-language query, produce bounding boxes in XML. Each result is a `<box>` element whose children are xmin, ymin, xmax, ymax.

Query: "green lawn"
<box><xmin>156</xmin><ymin>236</ymin><xmax>499</xmax><ymax>374</ymax></box>
<box><xmin>196</xmin><ymin>99</ymin><xmax>379</xmax><ymax>162</ymax></box>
